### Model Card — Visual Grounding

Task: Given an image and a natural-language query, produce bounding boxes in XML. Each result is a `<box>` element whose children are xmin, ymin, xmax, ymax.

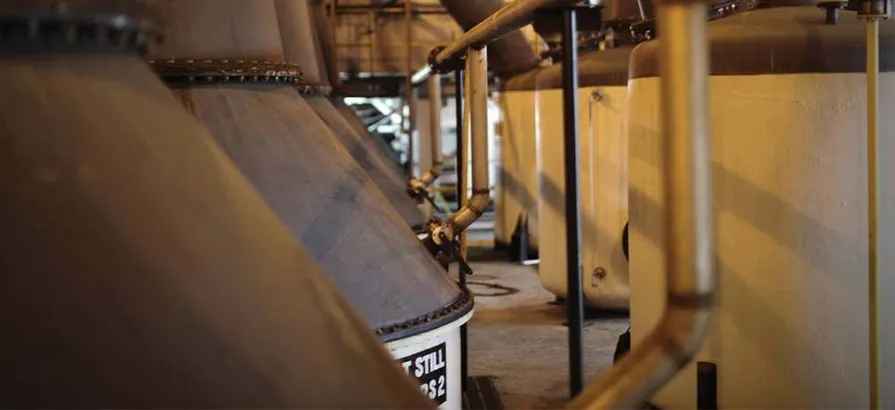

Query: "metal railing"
<box><xmin>407</xmin><ymin>0</ymin><xmax>717</xmax><ymax>407</ymax></box>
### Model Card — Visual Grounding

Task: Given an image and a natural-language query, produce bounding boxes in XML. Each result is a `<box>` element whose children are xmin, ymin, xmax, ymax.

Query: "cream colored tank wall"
<box><xmin>494</xmin><ymin>95</ymin><xmax>510</xmax><ymax>244</ymax></box>
<box><xmin>629</xmin><ymin>73</ymin><xmax>895</xmax><ymax>408</ymax></box>
<box><xmin>494</xmin><ymin>94</ymin><xmax>511</xmax><ymax>245</ymax></box>
<box><xmin>537</xmin><ymin>86</ymin><xmax>629</xmax><ymax>309</ymax></box>
<box><xmin>497</xmin><ymin>90</ymin><xmax>540</xmax><ymax>248</ymax></box>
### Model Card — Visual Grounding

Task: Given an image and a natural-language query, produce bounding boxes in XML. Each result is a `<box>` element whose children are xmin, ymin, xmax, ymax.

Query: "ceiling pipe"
<box><xmin>568</xmin><ymin>0</ymin><xmax>716</xmax><ymax>407</ymax></box>
<box><xmin>413</xmin><ymin>0</ymin><xmax>581</xmax><ymax>86</ymax></box>
<box><xmin>438</xmin><ymin>0</ymin><xmax>540</xmax><ymax>77</ymax></box>
<box><xmin>433</xmin><ymin>0</ymin><xmax>579</xmax><ymax>69</ymax></box>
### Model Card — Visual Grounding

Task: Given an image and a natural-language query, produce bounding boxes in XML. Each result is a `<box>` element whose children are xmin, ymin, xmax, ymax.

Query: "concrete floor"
<box><xmin>464</xmin><ymin>261</ymin><xmax>629</xmax><ymax>409</ymax></box>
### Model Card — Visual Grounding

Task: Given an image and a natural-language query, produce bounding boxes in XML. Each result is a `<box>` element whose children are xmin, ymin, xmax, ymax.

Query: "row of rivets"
<box><xmin>375</xmin><ymin>286</ymin><xmax>473</xmax><ymax>336</ymax></box>
<box><xmin>0</xmin><ymin>15</ymin><xmax>159</xmax><ymax>52</ymax></box>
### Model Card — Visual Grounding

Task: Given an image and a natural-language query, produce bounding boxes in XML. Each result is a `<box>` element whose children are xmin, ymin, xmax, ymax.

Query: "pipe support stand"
<box><xmin>859</xmin><ymin>5</ymin><xmax>886</xmax><ymax>408</ymax></box>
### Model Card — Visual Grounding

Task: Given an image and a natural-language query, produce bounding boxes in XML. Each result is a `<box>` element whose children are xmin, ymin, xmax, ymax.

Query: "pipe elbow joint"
<box><xmin>429</xmin><ymin>45</ymin><xmax>464</xmax><ymax>74</ymax></box>
<box><xmin>419</xmin><ymin>218</ymin><xmax>454</xmax><ymax>269</ymax></box>
<box><xmin>419</xmin><ymin>161</ymin><xmax>444</xmax><ymax>187</ymax></box>
<box><xmin>407</xmin><ymin>162</ymin><xmax>445</xmax><ymax>204</ymax></box>
<box><xmin>469</xmin><ymin>188</ymin><xmax>491</xmax><ymax>211</ymax></box>
<box><xmin>448</xmin><ymin>188</ymin><xmax>491</xmax><ymax>233</ymax></box>
<box><xmin>407</xmin><ymin>178</ymin><xmax>430</xmax><ymax>204</ymax></box>
<box><xmin>430</xmin><ymin>161</ymin><xmax>445</xmax><ymax>178</ymax></box>
<box><xmin>660</xmin><ymin>299</ymin><xmax>714</xmax><ymax>362</ymax></box>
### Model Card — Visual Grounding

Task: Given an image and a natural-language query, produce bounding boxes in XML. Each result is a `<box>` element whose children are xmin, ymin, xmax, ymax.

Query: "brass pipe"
<box><xmin>405</xmin><ymin>0</ymin><xmax>416</xmax><ymax>177</ymax></box>
<box><xmin>411</xmin><ymin>65</ymin><xmax>433</xmax><ymax>86</ymax></box>
<box><xmin>568</xmin><ymin>0</ymin><xmax>715</xmax><ymax>407</ymax></box>
<box><xmin>410</xmin><ymin>0</ymin><xmax>578</xmax><ymax>81</ymax></box>
<box><xmin>429</xmin><ymin>45</ymin><xmax>488</xmax><ymax>251</ymax></box>
<box><xmin>428</xmin><ymin>73</ymin><xmax>444</xmax><ymax>180</ymax></box>
<box><xmin>865</xmin><ymin>14</ymin><xmax>881</xmax><ymax>410</ymax></box>
<box><xmin>431</xmin><ymin>0</ymin><xmax>579</xmax><ymax>67</ymax></box>
<box><xmin>459</xmin><ymin>63</ymin><xmax>471</xmax><ymax>261</ymax></box>
<box><xmin>448</xmin><ymin>45</ymin><xmax>490</xmax><ymax>234</ymax></box>
<box><xmin>409</xmin><ymin>74</ymin><xmax>445</xmax><ymax>192</ymax></box>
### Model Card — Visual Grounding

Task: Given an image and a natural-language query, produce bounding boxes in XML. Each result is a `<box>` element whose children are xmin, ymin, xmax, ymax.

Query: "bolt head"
<box><xmin>592</xmin><ymin>267</ymin><xmax>607</xmax><ymax>285</ymax></box>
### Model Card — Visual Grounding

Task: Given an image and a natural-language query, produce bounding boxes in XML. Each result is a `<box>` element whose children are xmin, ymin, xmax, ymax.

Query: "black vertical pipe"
<box><xmin>455</xmin><ymin>69</ymin><xmax>465</xmax><ymax>215</ymax></box>
<box><xmin>697</xmin><ymin>362</ymin><xmax>719</xmax><ymax>409</ymax></box>
<box><xmin>404</xmin><ymin>94</ymin><xmax>415</xmax><ymax>177</ymax></box>
<box><xmin>455</xmin><ymin>67</ymin><xmax>469</xmax><ymax>393</ymax></box>
<box><xmin>562</xmin><ymin>7</ymin><xmax>584</xmax><ymax>398</ymax></box>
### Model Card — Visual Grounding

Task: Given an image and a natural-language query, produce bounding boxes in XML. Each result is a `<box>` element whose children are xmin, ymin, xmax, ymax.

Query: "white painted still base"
<box><xmin>386</xmin><ymin>310</ymin><xmax>473</xmax><ymax>410</ymax></box>
<box><xmin>629</xmin><ymin>73</ymin><xmax>895</xmax><ymax>408</ymax></box>
<box><xmin>535</xmin><ymin>86</ymin><xmax>630</xmax><ymax>309</ymax></box>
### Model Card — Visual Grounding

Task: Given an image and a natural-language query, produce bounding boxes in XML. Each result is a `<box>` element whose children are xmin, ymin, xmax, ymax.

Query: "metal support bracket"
<box><xmin>629</xmin><ymin>0</ymin><xmax>751</xmax><ymax>44</ymax></box>
<box><xmin>419</xmin><ymin>216</ymin><xmax>475</xmax><ymax>276</ymax></box>
<box><xmin>427</xmin><ymin>44</ymin><xmax>466</xmax><ymax>75</ymax></box>
<box><xmin>406</xmin><ymin>178</ymin><xmax>432</xmax><ymax>203</ymax></box>
<box><xmin>406</xmin><ymin>179</ymin><xmax>442</xmax><ymax>209</ymax></box>
<box><xmin>855</xmin><ymin>0</ymin><xmax>891</xmax><ymax>19</ymax></box>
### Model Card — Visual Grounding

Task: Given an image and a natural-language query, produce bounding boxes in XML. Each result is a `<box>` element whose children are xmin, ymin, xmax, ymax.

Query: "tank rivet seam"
<box><xmin>149</xmin><ymin>58</ymin><xmax>333</xmax><ymax>95</ymax></box>
<box><xmin>0</xmin><ymin>13</ymin><xmax>161</xmax><ymax>53</ymax></box>
<box><xmin>375</xmin><ymin>285</ymin><xmax>473</xmax><ymax>339</ymax></box>
<box><xmin>149</xmin><ymin>58</ymin><xmax>307</xmax><ymax>88</ymax></box>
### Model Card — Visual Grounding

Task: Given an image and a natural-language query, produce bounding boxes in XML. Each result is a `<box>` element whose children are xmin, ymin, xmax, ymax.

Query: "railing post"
<box><xmin>405</xmin><ymin>0</ymin><xmax>416</xmax><ymax>177</ymax></box>
<box><xmin>857</xmin><ymin>0</ymin><xmax>889</xmax><ymax>407</ymax></box>
<box><xmin>428</xmin><ymin>73</ymin><xmax>443</xmax><ymax>186</ymax></box>
<box><xmin>561</xmin><ymin>5</ymin><xmax>585</xmax><ymax>399</ymax></box>
<box><xmin>454</xmin><ymin>65</ymin><xmax>468</xmax><ymax>393</ymax></box>
<box><xmin>453</xmin><ymin>44</ymin><xmax>489</xmax><ymax>394</ymax></box>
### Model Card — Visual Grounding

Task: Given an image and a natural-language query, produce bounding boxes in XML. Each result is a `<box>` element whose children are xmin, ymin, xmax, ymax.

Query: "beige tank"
<box><xmin>629</xmin><ymin>4</ymin><xmax>895</xmax><ymax>408</ymax></box>
<box><xmin>501</xmin><ymin>46</ymin><xmax>631</xmax><ymax>309</ymax></box>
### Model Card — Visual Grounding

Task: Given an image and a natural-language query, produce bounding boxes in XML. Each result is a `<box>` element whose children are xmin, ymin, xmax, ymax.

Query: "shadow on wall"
<box><xmin>501</xmin><ymin>164</ymin><xmax>628</xmax><ymax>275</ymax></box>
<box><xmin>628</xmin><ymin>117</ymin><xmax>865</xmax><ymax>405</ymax></box>
<box><xmin>629</xmin><ymin>182</ymin><xmax>837</xmax><ymax>403</ymax></box>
